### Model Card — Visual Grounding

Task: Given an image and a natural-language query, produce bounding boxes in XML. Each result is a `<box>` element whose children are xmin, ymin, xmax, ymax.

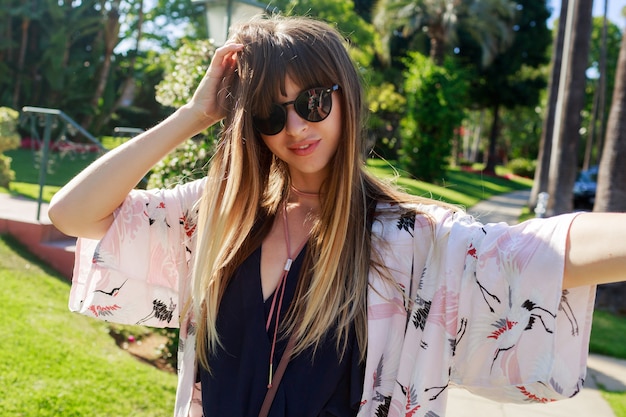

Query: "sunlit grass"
<box><xmin>8</xmin><ymin>181</ymin><xmax>60</xmax><ymax>202</ymax></box>
<box><xmin>366</xmin><ymin>159</ymin><xmax>532</xmax><ymax>209</ymax></box>
<box><xmin>0</xmin><ymin>235</ymin><xmax>177</xmax><ymax>416</ymax></box>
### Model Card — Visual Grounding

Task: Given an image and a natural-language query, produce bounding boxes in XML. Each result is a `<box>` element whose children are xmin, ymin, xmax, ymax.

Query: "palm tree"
<box><xmin>583</xmin><ymin>7</ymin><xmax>610</xmax><ymax>171</ymax></box>
<box><xmin>529</xmin><ymin>0</ymin><xmax>568</xmax><ymax>210</ymax></box>
<box><xmin>372</xmin><ymin>0</ymin><xmax>515</xmax><ymax>66</ymax></box>
<box><xmin>592</xmin><ymin>25</ymin><xmax>626</xmax><ymax>315</ymax></box>
<box><xmin>594</xmin><ymin>27</ymin><xmax>626</xmax><ymax>212</ymax></box>
<box><xmin>546</xmin><ymin>0</ymin><xmax>594</xmax><ymax>216</ymax></box>
<box><xmin>81</xmin><ymin>0</ymin><xmax>122</xmax><ymax>130</ymax></box>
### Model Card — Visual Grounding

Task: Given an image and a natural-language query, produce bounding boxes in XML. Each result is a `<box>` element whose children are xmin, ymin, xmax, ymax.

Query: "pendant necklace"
<box><xmin>264</xmin><ymin>203</ymin><xmax>308</xmax><ymax>388</ymax></box>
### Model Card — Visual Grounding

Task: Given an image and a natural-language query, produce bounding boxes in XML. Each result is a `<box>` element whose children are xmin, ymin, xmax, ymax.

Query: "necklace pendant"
<box><xmin>284</xmin><ymin>258</ymin><xmax>293</xmax><ymax>272</ymax></box>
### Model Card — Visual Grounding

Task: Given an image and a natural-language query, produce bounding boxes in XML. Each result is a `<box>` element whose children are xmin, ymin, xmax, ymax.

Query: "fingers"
<box><xmin>206</xmin><ymin>43</ymin><xmax>245</xmax><ymax>79</ymax></box>
<box><xmin>188</xmin><ymin>43</ymin><xmax>245</xmax><ymax>123</ymax></box>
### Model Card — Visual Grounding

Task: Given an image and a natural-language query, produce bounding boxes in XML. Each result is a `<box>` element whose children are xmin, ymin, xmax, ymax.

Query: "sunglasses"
<box><xmin>253</xmin><ymin>84</ymin><xmax>340</xmax><ymax>136</ymax></box>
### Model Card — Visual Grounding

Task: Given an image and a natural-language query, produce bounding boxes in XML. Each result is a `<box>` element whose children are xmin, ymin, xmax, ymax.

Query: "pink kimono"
<box><xmin>69</xmin><ymin>179</ymin><xmax>596</xmax><ymax>417</ymax></box>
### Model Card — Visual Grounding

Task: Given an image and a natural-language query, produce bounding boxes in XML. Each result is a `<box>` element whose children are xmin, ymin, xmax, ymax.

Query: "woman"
<box><xmin>49</xmin><ymin>15</ymin><xmax>625</xmax><ymax>417</ymax></box>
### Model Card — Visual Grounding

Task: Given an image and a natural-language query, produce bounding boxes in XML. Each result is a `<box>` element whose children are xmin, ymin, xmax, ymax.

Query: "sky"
<box><xmin>548</xmin><ymin>0</ymin><xmax>626</xmax><ymax>27</ymax></box>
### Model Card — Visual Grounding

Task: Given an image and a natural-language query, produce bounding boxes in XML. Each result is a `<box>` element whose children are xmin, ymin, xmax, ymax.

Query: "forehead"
<box><xmin>278</xmin><ymin>77</ymin><xmax>303</xmax><ymax>100</ymax></box>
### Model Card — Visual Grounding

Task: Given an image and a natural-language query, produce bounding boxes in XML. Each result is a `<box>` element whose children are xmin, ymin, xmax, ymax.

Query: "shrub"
<box><xmin>506</xmin><ymin>158</ymin><xmax>536</xmax><ymax>178</ymax></box>
<box><xmin>150</xmin><ymin>39</ymin><xmax>219</xmax><ymax>190</ymax></box>
<box><xmin>155</xmin><ymin>40</ymin><xmax>215</xmax><ymax>109</ymax></box>
<box><xmin>399</xmin><ymin>54</ymin><xmax>467</xmax><ymax>183</ymax></box>
<box><xmin>147</xmin><ymin>137</ymin><xmax>215</xmax><ymax>189</ymax></box>
<box><xmin>0</xmin><ymin>107</ymin><xmax>21</xmax><ymax>187</ymax></box>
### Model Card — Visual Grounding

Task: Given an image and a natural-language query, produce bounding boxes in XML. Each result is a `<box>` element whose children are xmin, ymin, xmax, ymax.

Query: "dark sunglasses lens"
<box><xmin>294</xmin><ymin>88</ymin><xmax>332</xmax><ymax>122</ymax></box>
<box><xmin>253</xmin><ymin>104</ymin><xmax>286</xmax><ymax>136</ymax></box>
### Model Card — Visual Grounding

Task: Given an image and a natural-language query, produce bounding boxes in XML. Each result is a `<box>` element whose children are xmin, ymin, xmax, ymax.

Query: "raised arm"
<box><xmin>564</xmin><ymin>212</ymin><xmax>626</xmax><ymax>288</ymax></box>
<box><xmin>49</xmin><ymin>43</ymin><xmax>244</xmax><ymax>240</ymax></box>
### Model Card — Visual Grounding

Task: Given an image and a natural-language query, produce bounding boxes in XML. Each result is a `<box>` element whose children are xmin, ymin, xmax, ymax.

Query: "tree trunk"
<box><xmin>593</xmin><ymin>0</ymin><xmax>610</xmax><ymax>167</ymax></box>
<box><xmin>484</xmin><ymin>102</ymin><xmax>500</xmax><ymax>174</ymax></box>
<box><xmin>470</xmin><ymin>110</ymin><xmax>485</xmax><ymax>163</ymax></box>
<box><xmin>593</xmin><ymin>29</ymin><xmax>626</xmax><ymax>313</ymax></box>
<box><xmin>595</xmin><ymin>30</ymin><xmax>626</xmax><ymax>212</ymax></box>
<box><xmin>428</xmin><ymin>23</ymin><xmax>445</xmax><ymax>66</ymax></box>
<box><xmin>529</xmin><ymin>0</ymin><xmax>568</xmax><ymax>209</ymax></box>
<box><xmin>546</xmin><ymin>0</ymin><xmax>593</xmax><ymax>216</ymax></box>
<box><xmin>12</xmin><ymin>11</ymin><xmax>30</xmax><ymax>108</ymax></box>
<box><xmin>95</xmin><ymin>0</ymin><xmax>145</xmax><ymax>132</ymax></box>
<box><xmin>82</xmin><ymin>0</ymin><xmax>121</xmax><ymax>130</ymax></box>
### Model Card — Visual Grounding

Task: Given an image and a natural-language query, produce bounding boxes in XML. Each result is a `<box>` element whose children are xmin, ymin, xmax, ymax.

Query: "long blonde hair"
<box><xmin>192</xmin><ymin>15</ymin><xmax>440</xmax><ymax>370</ymax></box>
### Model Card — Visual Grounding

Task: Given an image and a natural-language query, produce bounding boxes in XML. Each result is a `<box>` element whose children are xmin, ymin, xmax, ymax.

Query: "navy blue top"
<box><xmin>199</xmin><ymin>245</ymin><xmax>364</xmax><ymax>417</ymax></box>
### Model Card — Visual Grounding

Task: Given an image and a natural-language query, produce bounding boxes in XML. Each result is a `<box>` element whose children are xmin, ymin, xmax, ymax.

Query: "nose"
<box><xmin>283</xmin><ymin>104</ymin><xmax>307</xmax><ymax>136</ymax></box>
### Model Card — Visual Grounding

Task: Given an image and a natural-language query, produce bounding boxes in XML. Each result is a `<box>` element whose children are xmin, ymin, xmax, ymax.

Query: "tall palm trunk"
<box><xmin>546</xmin><ymin>0</ymin><xmax>593</xmax><ymax>216</ymax></box>
<box><xmin>529</xmin><ymin>0</ymin><xmax>569</xmax><ymax>209</ymax></box>
<box><xmin>593</xmin><ymin>27</ymin><xmax>626</xmax><ymax>315</ymax></box>
<box><xmin>484</xmin><ymin>102</ymin><xmax>501</xmax><ymax>173</ymax></box>
<box><xmin>428</xmin><ymin>24</ymin><xmax>446</xmax><ymax>65</ymax></box>
<box><xmin>583</xmin><ymin>0</ymin><xmax>609</xmax><ymax>171</ymax></box>
<box><xmin>95</xmin><ymin>0</ymin><xmax>145</xmax><ymax>132</ymax></box>
<box><xmin>595</xmin><ymin>29</ymin><xmax>626</xmax><ymax>212</ymax></box>
<box><xmin>82</xmin><ymin>0</ymin><xmax>121</xmax><ymax>130</ymax></box>
<box><xmin>12</xmin><ymin>5</ymin><xmax>30</xmax><ymax>108</ymax></box>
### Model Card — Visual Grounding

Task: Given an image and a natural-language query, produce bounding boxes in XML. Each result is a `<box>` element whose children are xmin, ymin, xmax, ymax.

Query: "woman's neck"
<box><xmin>288</xmin><ymin>184</ymin><xmax>321</xmax><ymax>214</ymax></box>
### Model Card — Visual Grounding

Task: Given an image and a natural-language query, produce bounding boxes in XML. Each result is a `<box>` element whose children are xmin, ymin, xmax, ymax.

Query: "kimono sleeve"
<box><xmin>448</xmin><ymin>213</ymin><xmax>596</xmax><ymax>403</ymax></box>
<box><xmin>68</xmin><ymin>178</ymin><xmax>205</xmax><ymax>328</ymax></box>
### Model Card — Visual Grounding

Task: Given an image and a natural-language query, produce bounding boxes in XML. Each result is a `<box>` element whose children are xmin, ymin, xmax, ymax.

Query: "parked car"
<box><xmin>573</xmin><ymin>166</ymin><xmax>598</xmax><ymax>210</ymax></box>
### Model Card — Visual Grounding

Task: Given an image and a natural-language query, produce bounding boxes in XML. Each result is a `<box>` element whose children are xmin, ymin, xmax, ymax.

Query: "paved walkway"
<box><xmin>0</xmin><ymin>193</ymin><xmax>51</xmax><ymax>224</ymax></box>
<box><xmin>468</xmin><ymin>189</ymin><xmax>532</xmax><ymax>225</ymax></box>
<box><xmin>3</xmin><ymin>189</ymin><xmax>626</xmax><ymax>416</ymax></box>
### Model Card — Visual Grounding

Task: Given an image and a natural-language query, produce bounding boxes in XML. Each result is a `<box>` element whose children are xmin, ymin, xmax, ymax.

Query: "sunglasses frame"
<box><xmin>253</xmin><ymin>84</ymin><xmax>340</xmax><ymax>136</ymax></box>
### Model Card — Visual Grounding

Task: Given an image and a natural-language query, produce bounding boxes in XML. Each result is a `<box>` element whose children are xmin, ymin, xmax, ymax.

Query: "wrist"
<box><xmin>177</xmin><ymin>103</ymin><xmax>221</xmax><ymax>134</ymax></box>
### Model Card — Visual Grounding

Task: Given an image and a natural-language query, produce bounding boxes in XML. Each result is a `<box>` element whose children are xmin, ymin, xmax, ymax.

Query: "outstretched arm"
<box><xmin>49</xmin><ymin>43</ymin><xmax>244</xmax><ymax>240</ymax></box>
<box><xmin>564</xmin><ymin>212</ymin><xmax>626</xmax><ymax>289</ymax></box>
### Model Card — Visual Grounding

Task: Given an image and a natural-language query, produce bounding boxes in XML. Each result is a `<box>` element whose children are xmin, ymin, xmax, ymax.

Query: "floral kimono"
<box><xmin>69</xmin><ymin>179</ymin><xmax>596</xmax><ymax>417</ymax></box>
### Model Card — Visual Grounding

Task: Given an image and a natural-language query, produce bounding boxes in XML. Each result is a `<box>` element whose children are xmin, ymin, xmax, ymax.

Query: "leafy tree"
<box><xmin>367</xmin><ymin>80</ymin><xmax>407</xmax><ymax>159</ymax></box>
<box><xmin>150</xmin><ymin>39</ymin><xmax>218</xmax><ymax>188</ymax></box>
<box><xmin>0</xmin><ymin>0</ymin><xmax>203</xmax><ymax>137</ymax></box>
<box><xmin>155</xmin><ymin>40</ymin><xmax>214</xmax><ymax>109</ymax></box>
<box><xmin>372</xmin><ymin>0</ymin><xmax>516</xmax><ymax>66</ymax></box>
<box><xmin>400</xmin><ymin>53</ymin><xmax>467</xmax><ymax>182</ymax></box>
<box><xmin>458</xmin><ymin>0</ymin><xmax>552</xmax><ymax>173</ymax></box>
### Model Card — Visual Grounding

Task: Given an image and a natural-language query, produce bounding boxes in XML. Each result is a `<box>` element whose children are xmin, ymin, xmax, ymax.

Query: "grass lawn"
<box><xmin>366</xmin><ymin>158</ymin><xmax>533</xmax><ymax>208</ymax></box>
<box><xmin>3</xmin><ymin>147</ymin><xmax>99</xmax><ymax>202</ymax></box>
<box><xmin>0</xmin><ymin>235</ymin><xmax>177</xmax><ymax>417</ymax></box>
<box><xmin>6</xmin><ymin>148</ymin><xmax>101</xmax><ymax>187</ymax></box>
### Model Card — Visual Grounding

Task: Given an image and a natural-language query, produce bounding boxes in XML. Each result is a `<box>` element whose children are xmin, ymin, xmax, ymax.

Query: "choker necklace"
<box><xmin>290</xmin><ymin>185</ymin><xmax>320</xmax><ymax>198</ymax></box>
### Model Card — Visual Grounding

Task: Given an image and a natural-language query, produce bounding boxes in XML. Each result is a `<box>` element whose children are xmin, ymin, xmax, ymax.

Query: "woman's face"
<box><xmin>258</xmin><ymin>76</ymin><xmax>342</xmax><ymax>191</ymax></box>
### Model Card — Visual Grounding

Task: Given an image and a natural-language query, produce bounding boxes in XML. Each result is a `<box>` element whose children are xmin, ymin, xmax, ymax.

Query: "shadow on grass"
<box><xmin>0</xmin><ymin>234</ymin><xmax>70</xmax><ymax>285</ymax></box>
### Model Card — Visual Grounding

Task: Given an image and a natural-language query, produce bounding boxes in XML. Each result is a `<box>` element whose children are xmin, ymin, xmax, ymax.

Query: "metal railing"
<box><xmin>21</xmin><ymin>107</ymin><xmax>107</xmax><ymax>221</ymax></box>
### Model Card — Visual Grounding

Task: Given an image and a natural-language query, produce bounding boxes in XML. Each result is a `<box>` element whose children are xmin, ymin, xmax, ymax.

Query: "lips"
<box><xmin>289</xmin><ymin>139</ymin><xmax>320</xmax><ymax>156</ymax></box>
